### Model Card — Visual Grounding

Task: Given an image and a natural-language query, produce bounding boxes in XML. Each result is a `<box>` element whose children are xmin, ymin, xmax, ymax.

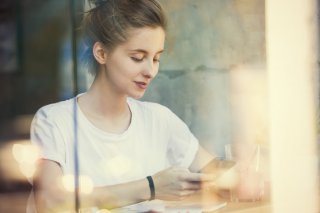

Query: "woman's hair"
<box><xmin>82</xmin><ymin>0</ymin><xmax>167</xmax><ymax>75</ymax></box>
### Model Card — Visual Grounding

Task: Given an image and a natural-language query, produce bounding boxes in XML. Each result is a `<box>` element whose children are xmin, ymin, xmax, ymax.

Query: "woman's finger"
<box><xmin>177</xmin><ymin>189</ymin><xmax>197</xmax><ymax>197</ymax></box>
<box><xmin>181</xmin><ymin>172</ymin><xmax>214</xmax><ymax>182</ymax></box>
<box><xmin>180</xmin><ymin>181</ymin><xmax>201</xmax><ymax>190</ymax></box>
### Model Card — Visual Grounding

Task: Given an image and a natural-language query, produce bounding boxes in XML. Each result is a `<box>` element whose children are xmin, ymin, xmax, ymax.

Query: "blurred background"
<box><xmin>0</xmin><ymin>0</ymin><xmax>318</xmax><ymax>212</ymax></box>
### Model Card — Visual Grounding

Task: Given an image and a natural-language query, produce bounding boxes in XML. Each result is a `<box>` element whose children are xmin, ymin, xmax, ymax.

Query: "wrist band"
<box><xmin>146</xmin><ymin>176</ymin><xmax>155</xmax><ymax>200</ymax></box>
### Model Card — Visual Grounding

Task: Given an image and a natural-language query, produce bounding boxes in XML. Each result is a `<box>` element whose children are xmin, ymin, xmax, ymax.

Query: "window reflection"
<box><xmin>0</xmin><ymin>0</ymin><xmax>317</xmax><ymax>212</ymax></box>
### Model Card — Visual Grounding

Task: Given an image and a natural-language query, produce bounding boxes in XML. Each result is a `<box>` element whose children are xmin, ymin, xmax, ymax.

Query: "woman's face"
<box><xmin>101</xmin><ymin>27</ymin><xmax>165</xmax><ymax>99</ymax></box>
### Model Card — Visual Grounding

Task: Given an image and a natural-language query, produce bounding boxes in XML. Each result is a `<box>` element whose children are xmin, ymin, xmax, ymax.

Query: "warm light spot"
<box><xmin>105</xmin><ymin>155</ymin><xmax>132</xmax><ymax>177</ymax></box>
<box><xmin>80</xmin><ymin>175</ymin><xmax>94</xmax><ymax>194</ymax></box>
<box><xmin>62</xmin><ymin>174</ymin><xmax>74</xmax><ymax>192</ymax></box>
<box><xmin>11</xmin><ymin>143</ymin><xmax>39</xmax><ymax>178</ymax></box>
<box><xmin>266</xmin><ymin>0</ymin><xmax>318</xmax><ymax>211</ymax></box>
<box><xmin>19</xmin><ymin>163</ymin><xmax>36</xmax><ymax>178</ymax></box>
<box><xmin>62</xmin><ymin>175</ymin><xmax>94</xmax><ymax>194</ymax></box>
<box><xmin>12</xmin><ymin>144</ymin><xmax>39</xmax><ymax>164</ymax></box>
<box><xmin>214</xmin><ymin>167</ymin><xmax>239</xmax><ymax>189</ymax></box>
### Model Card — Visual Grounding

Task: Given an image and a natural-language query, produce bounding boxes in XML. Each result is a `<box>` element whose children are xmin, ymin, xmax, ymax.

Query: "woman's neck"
<box><xmin>77</xmin><ymin>75</ymin><xmax>131</xmax><ymax>134</ymax></box>
<box><xmin>86</xmin><ymin>74</ymin><xmax>128</xmax><ymax>118</ymax></box>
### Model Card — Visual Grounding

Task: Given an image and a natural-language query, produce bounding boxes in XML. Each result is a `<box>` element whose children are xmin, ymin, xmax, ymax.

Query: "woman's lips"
<box><xmin>134</xmin><ymin>81</ymin><xmax>148</xmax><ymax>89</ymax></box>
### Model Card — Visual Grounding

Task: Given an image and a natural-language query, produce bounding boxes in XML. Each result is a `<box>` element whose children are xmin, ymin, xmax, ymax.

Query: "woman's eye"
<box><xmin>131</xmin><ymin>57</ymin><xmax>144</xmax><ymax>62</ymax></box>
<box><xmin>153</xmin><ymin>58</ymin><xmax>160</xmax><ymax>63</ymax></box>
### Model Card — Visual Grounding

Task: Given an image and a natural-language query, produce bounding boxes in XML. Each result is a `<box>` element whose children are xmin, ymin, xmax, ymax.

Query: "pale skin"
<box><xmin>33</xmin><ymin>27</ymin><xmax>216</xmax><ymax>212</ymax></box>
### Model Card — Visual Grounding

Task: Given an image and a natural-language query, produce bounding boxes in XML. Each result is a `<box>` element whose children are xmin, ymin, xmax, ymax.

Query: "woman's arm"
<box><xmin>33</xmin><ymin>159</ymin><xmax>210</xmax><ymax>213</ymax></box>
<box><xmin>34</xmin><ymin>160</ymin><xmax>150</xmax><ymax>212</ymax></box>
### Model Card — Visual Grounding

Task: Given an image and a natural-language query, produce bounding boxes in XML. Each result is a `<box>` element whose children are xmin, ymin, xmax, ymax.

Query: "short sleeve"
<box><xmin>164</xmin><ymin>108</ymin><xmax>199</xmax><ymax>168</ymax></box>
<box><xmin>30</xmin><ymin>107</ymin><xmax>66</xmax><ymax>169</ymax></box>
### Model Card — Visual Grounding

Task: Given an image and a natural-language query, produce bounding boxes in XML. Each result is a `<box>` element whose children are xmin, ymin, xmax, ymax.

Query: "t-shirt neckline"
<box><xmin>74</xmin><ymin>93</ymin><xmax>135</xmax><ymax>140</ymax></box>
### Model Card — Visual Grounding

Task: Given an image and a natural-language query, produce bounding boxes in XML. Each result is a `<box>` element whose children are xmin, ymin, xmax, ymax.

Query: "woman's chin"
<box><xmin>128</xmin><ymin>92</ymin><xmax>145</xmax><ymax>100</ymax></box>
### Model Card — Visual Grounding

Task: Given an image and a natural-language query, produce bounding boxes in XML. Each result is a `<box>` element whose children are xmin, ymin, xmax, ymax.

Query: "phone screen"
<box><xmin>200</xmin><ymin>158</ymin><xmax>236</xmax><ymax>180</ymax></box>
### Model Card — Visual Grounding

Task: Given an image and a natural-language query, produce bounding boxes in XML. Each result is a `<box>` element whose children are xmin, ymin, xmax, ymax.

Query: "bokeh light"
<box><xmin>62</xmin><ymin>174</ymin><xmax>94</xmax><ymax>194</ymax></box>
<box><xmin>11</xmin><ymin>143</ymin><xmax>39</xmax><ymax>179</ymax></box>
<box><xmin>105</xmin><ymin>155</ymin><xmax>132</xmax><ymax>177</ymax></box>
<box><xmin>12</xmin><ymin>143</ymin><xmax>38</xmax><ymax>165</ymax></box>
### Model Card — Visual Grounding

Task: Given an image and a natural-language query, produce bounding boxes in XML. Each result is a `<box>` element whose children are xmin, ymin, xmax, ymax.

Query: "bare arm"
<box><xmin>33</xmin><ymin>160</ymin><xmax>151</xmax><ymax>212</ymax></box>
<box><xmin>33</xmin><ymin>159</ymin><xmax>210</xmax><ymax>212</ymax></box>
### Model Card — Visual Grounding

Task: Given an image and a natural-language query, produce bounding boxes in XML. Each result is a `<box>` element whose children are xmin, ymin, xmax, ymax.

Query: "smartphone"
<box><xmin>199</xmin><ymin>158</ymin><xmax>236</xmax><ymax>180</ymax></box>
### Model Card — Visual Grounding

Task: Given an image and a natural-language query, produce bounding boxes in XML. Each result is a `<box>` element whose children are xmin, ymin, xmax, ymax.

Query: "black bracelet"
<box><xmin>146</xmin><ymin>176</ymin><xmax>155</xmax><ymax>200</ymax></box>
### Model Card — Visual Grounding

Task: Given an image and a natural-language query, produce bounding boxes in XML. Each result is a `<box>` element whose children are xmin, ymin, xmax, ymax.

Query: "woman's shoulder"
<box><xmin>34</xmin><ymin>97</ymin><xmax>75</xmax><ymax>120</ymax></box>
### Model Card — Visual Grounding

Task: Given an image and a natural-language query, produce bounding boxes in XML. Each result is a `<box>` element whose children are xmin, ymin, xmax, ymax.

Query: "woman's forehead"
<box><xmin>121</xmin><ymin>27</ymin><xmax>165</xmax><ymax>53</ymax></box>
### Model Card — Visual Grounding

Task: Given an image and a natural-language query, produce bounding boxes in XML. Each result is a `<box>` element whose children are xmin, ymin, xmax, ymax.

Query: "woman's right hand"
<box><xmin>152</xmin><ymin>167</ymin><xmax>213</xmax><ymax>200</ymax></box>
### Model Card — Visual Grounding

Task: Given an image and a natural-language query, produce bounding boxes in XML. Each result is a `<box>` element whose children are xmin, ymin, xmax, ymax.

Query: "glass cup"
<box><xmin>224</xmin><ymin>143</ymin><xmax>265</xmax><ymax>202</ymax></box>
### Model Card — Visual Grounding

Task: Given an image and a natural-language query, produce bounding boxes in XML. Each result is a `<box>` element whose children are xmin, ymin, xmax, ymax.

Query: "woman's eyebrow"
<box><xmin>129</xmin><ymin>49</ymin><xmax>164</xmax><ymax>54</ymax></box>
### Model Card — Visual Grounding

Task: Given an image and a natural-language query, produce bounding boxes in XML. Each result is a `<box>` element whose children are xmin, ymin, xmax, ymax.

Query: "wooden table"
<box><xmin>162</xmin><ymin>190</ymin><xmax>271</xmax><ymax>213</ymax></box>
<box><xmin>0</xmin><ymin>191</ymin><xmax>271</xmax><ymax>213</ymax></box>
<box><xmin>216</xmin><ymin>201</ymin><xmax>270</xmax><ymax>213</ymax></box>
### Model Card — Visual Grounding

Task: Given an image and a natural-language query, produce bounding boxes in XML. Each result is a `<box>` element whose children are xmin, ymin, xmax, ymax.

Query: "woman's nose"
<box><xmin>142</xmin><ymin>60</ymin><xmax>157</xmax><ymax>78</ymax></box>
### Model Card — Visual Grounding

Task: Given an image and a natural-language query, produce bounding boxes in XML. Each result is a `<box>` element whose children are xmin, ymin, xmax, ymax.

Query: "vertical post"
<box><xmin>70</xmin><ymin>0</ymin><xmax>79</xmax><ymax>96</ymax></box>
<box><xmin>69</xmin><ymin>0</ymin><xmax>81</xmax><ymax>212</ymax></box>
<box><xmin>266</xmin><ymin>0</ymin><xmax>319</xmax><ymax>212</ymax></box>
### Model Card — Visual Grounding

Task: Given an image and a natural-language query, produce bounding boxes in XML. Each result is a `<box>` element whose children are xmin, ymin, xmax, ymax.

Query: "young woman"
<box><xmin>30</xmin><ymin>0</ymin><xmax>216</xmax><ymax>212</ymax></box>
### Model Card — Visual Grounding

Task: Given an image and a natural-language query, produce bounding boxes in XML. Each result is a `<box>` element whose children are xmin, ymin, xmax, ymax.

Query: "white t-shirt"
<box><xmin>31</xmin><ymin>95</ymin><xmax>199</xmax><ymax>186</ymax></box>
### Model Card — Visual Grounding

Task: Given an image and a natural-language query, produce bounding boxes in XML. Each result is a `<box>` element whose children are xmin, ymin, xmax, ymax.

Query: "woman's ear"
<box><xmin>92</xmin><ymin>42</ymin><xmax>107</xmax><ymax>64</ymax></box>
